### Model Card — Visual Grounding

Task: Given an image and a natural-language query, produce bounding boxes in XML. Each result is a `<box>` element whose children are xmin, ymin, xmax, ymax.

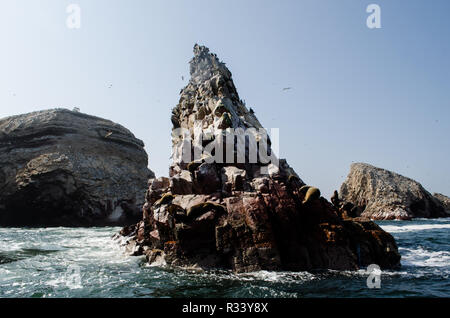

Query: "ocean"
<box><xmin>0</xmin><ymin>218</ymin><xmax>449</xmax><ymax>298</ymax></box>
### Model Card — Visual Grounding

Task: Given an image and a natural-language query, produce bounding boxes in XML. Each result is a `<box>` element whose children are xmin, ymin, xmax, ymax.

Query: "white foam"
<box><xmin>107</xmin><ymin>206</ymin><xmax>124</xmax><ymax>222</ymax></box>
<box><xmin>238</xmin><ymin>270</ymin><xmax>316</xmax><ymax>283</ymax></box>
<box><xmin>400</xmin><ymin>246</ymin><xmax>450</xmax><ymax>268</ymax></box>
<box><xmin>380</xmin><ymin>223</ymin><xmax>450</xmax><ymax>233</ymax></box>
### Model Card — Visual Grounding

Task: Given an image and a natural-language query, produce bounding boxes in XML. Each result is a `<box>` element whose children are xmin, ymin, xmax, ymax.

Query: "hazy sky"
<box><xmin>1</xmin><ymin>0</ymin><xmax>449</xmax><ymax>199</ymax></box>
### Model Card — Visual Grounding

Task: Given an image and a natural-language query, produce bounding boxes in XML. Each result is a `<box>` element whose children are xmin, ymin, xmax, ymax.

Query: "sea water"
<box><xmin>0</xmin><ymin>218</ymin><xmax>449</xmax><ymax>298</ymax></box>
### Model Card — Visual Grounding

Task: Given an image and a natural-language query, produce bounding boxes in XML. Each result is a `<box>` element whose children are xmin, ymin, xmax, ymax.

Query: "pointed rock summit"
<box><xmin>119</xmin><ymin>45</ymin><xmax>401</xmax><ymax>272</ymax></box>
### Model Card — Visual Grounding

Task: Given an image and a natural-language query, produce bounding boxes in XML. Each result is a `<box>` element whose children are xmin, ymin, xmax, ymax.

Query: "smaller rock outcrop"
<box><xmin>339</xmin><ymin>163</ymin><xmax>448</xmax><ymax>220</ymax></box>
<box><xmin>434</xmin><ymin>193</ymin><xmax>450</xmax><ymax>214</ymax></box>
<box><xmin>0</xmin><ymin>109</ymin><xmax>154</xmax><ymax>226</ymax></box>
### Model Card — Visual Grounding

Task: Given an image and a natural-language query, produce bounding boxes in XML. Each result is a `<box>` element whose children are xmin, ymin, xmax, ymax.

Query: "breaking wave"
<box><xmin>400</xmin><ymin>246</ymin><xmax>450</xmax><ymax>268</ymax></box>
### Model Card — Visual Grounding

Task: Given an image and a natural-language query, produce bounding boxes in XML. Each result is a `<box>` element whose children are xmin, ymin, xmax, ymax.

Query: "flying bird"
<box><xmin>105</xmin><ymin>131</ymin><xmax>113</xmax><ymax>138</ymax></box>
<box><xmin>282</xmin><ymin>87</ymin><xmax>292</xmax><ymax>91</ymax></box>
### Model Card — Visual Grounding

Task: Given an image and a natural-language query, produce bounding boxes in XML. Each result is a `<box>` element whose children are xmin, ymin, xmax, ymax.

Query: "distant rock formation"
<box><xmin>339</xmin><ymin>163</ymin><xmax>448</xmax><ymax>220</ymax></box>
<box><xmin>433</xmin><ymin>193</ymin><xmax>450</xmax><ymax>214</ymax></box>
<box><xmin>118</xmin><ymin>45</ymin><xmax>400</xmax><ymax>273</ymax></box>
<box><xmin>0</xmin><ymin>109</ymin><xmax>154</xmax><ymax>226</ymax></box>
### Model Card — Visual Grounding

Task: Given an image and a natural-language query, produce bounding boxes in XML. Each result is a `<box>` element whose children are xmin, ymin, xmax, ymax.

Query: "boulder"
<box><xmin>119</xmin><ymin>45</ymin><xmax>401</xmax><ymax>273</ymax></box>
<box><xmin>170</xmin><ymin>171</ymin><xmax>193</xmax><ymax>195</ymax></box>
<box><xmin>0</xmin><ymin>109</ymin><xmax>154</xmax><ymax>226</ymax></box>
<box><xmin>193</xmin><ymin>162</ymin><xmax>221</xmax><ymax>194</ymax></box>
<box><xmin>221</xmin><ymin>166</ymin><xmax>246</xmax><ymax>192</ymax></box>
<box><xmin>146</xmin><ymin>177</ymin><xmax>170</xmax><ymax>206</ymax></box>
<box><xmin>339</xmin><ymin>163</ymin><xmax>447</xmax><ymax>220</ymax></box>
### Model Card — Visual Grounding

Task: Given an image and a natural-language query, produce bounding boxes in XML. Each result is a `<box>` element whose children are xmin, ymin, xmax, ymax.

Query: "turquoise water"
<box><xmin>0</xmin><ymin>218</ymin><xmax>449</xmax><ymax>298</ymax></box>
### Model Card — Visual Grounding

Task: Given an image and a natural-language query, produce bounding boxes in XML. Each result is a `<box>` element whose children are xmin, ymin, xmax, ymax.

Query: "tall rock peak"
<box><xmin>119</xmin><ymin>45</ymin><xmax>401</xmax><ymax>273</ymax></box>
<box><xmin>189</xmin><ymin>44</ymin><xmax>231</xmax><ymax>84</ymax></box>
<box><xmin>171</xmin><ymin>45</ymin><xmax>269</xmax><ymax>177</ymax></box>
<box><xmin>174</xmin><ymin>45</ymin><xmax>259</xmax><ymax>133</ymax></box>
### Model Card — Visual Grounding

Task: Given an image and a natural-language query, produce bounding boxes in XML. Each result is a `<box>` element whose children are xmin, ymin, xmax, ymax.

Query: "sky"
<box><xmin>0</xmin><ymin>0</ymin><xmax>449</xmax><ymax>199</ymax></box>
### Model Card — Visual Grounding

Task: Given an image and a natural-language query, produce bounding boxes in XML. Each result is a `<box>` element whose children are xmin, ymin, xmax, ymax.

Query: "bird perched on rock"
<box><xmin>72</xmin><ymin>107</ymin><xmax>80</xmax><ymax>112</ymax></box>
<box><xmin>104</xmin><ymin>131</ymin><xmax>113</xmax><ymax>138</ymax></box>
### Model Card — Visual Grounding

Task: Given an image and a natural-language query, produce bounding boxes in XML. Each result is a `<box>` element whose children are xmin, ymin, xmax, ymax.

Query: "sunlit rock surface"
<box><xmin>0</xmin><ymin>109</ymin><xmax>154</xmax><ymax>226</ymax></box>
<box><xmin>339</xmin><ymin>163</ymin><xmax>448</xmax><ymax>220</ymax></box>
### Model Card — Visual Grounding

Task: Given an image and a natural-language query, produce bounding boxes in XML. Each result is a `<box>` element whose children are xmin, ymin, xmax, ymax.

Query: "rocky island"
<box><xmin>119</xmin><ymin>45</ymin><xmax>401</xmax><ymax>273</ymax></box>
<box><xmin>338</xmin><ymin>163</ymin><xmax>449</xmax><ymax>220</ymax></box>
<box><xmin>0</xmin><ymin>109</ymin><xmax>154</xmax><ymax>226</ymax></box>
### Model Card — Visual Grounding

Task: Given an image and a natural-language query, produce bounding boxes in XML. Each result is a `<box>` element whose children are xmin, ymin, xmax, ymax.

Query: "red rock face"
<box><xmin>122</xmin><ymin>174</ymin><xmax>400</xmax><ymax>272</ymax></box>
<box><xmin>118</xmin><ymin>45</ymin><xmax>401</xmax><ymax>273</ymax></box>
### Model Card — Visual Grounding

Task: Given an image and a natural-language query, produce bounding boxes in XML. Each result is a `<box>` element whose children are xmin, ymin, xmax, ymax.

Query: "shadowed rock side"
<box><xmin>339</xmin><ymin>163</ymin><xmax>448</xmax><ymax>220</ymax></box>
<box><xmin>0</xmin><ymin>109</ymin><xmax>154</xmax><ymax>226</ymax></box>
<box><xmin>433</xmin><ymin>193</ymin><xmax>450</xmax><ymax>214</ymax></box>
<box><xmin>118</xmin><ymin>45</ymin><xmax>400</xmax><ymax>273</ymax></box>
